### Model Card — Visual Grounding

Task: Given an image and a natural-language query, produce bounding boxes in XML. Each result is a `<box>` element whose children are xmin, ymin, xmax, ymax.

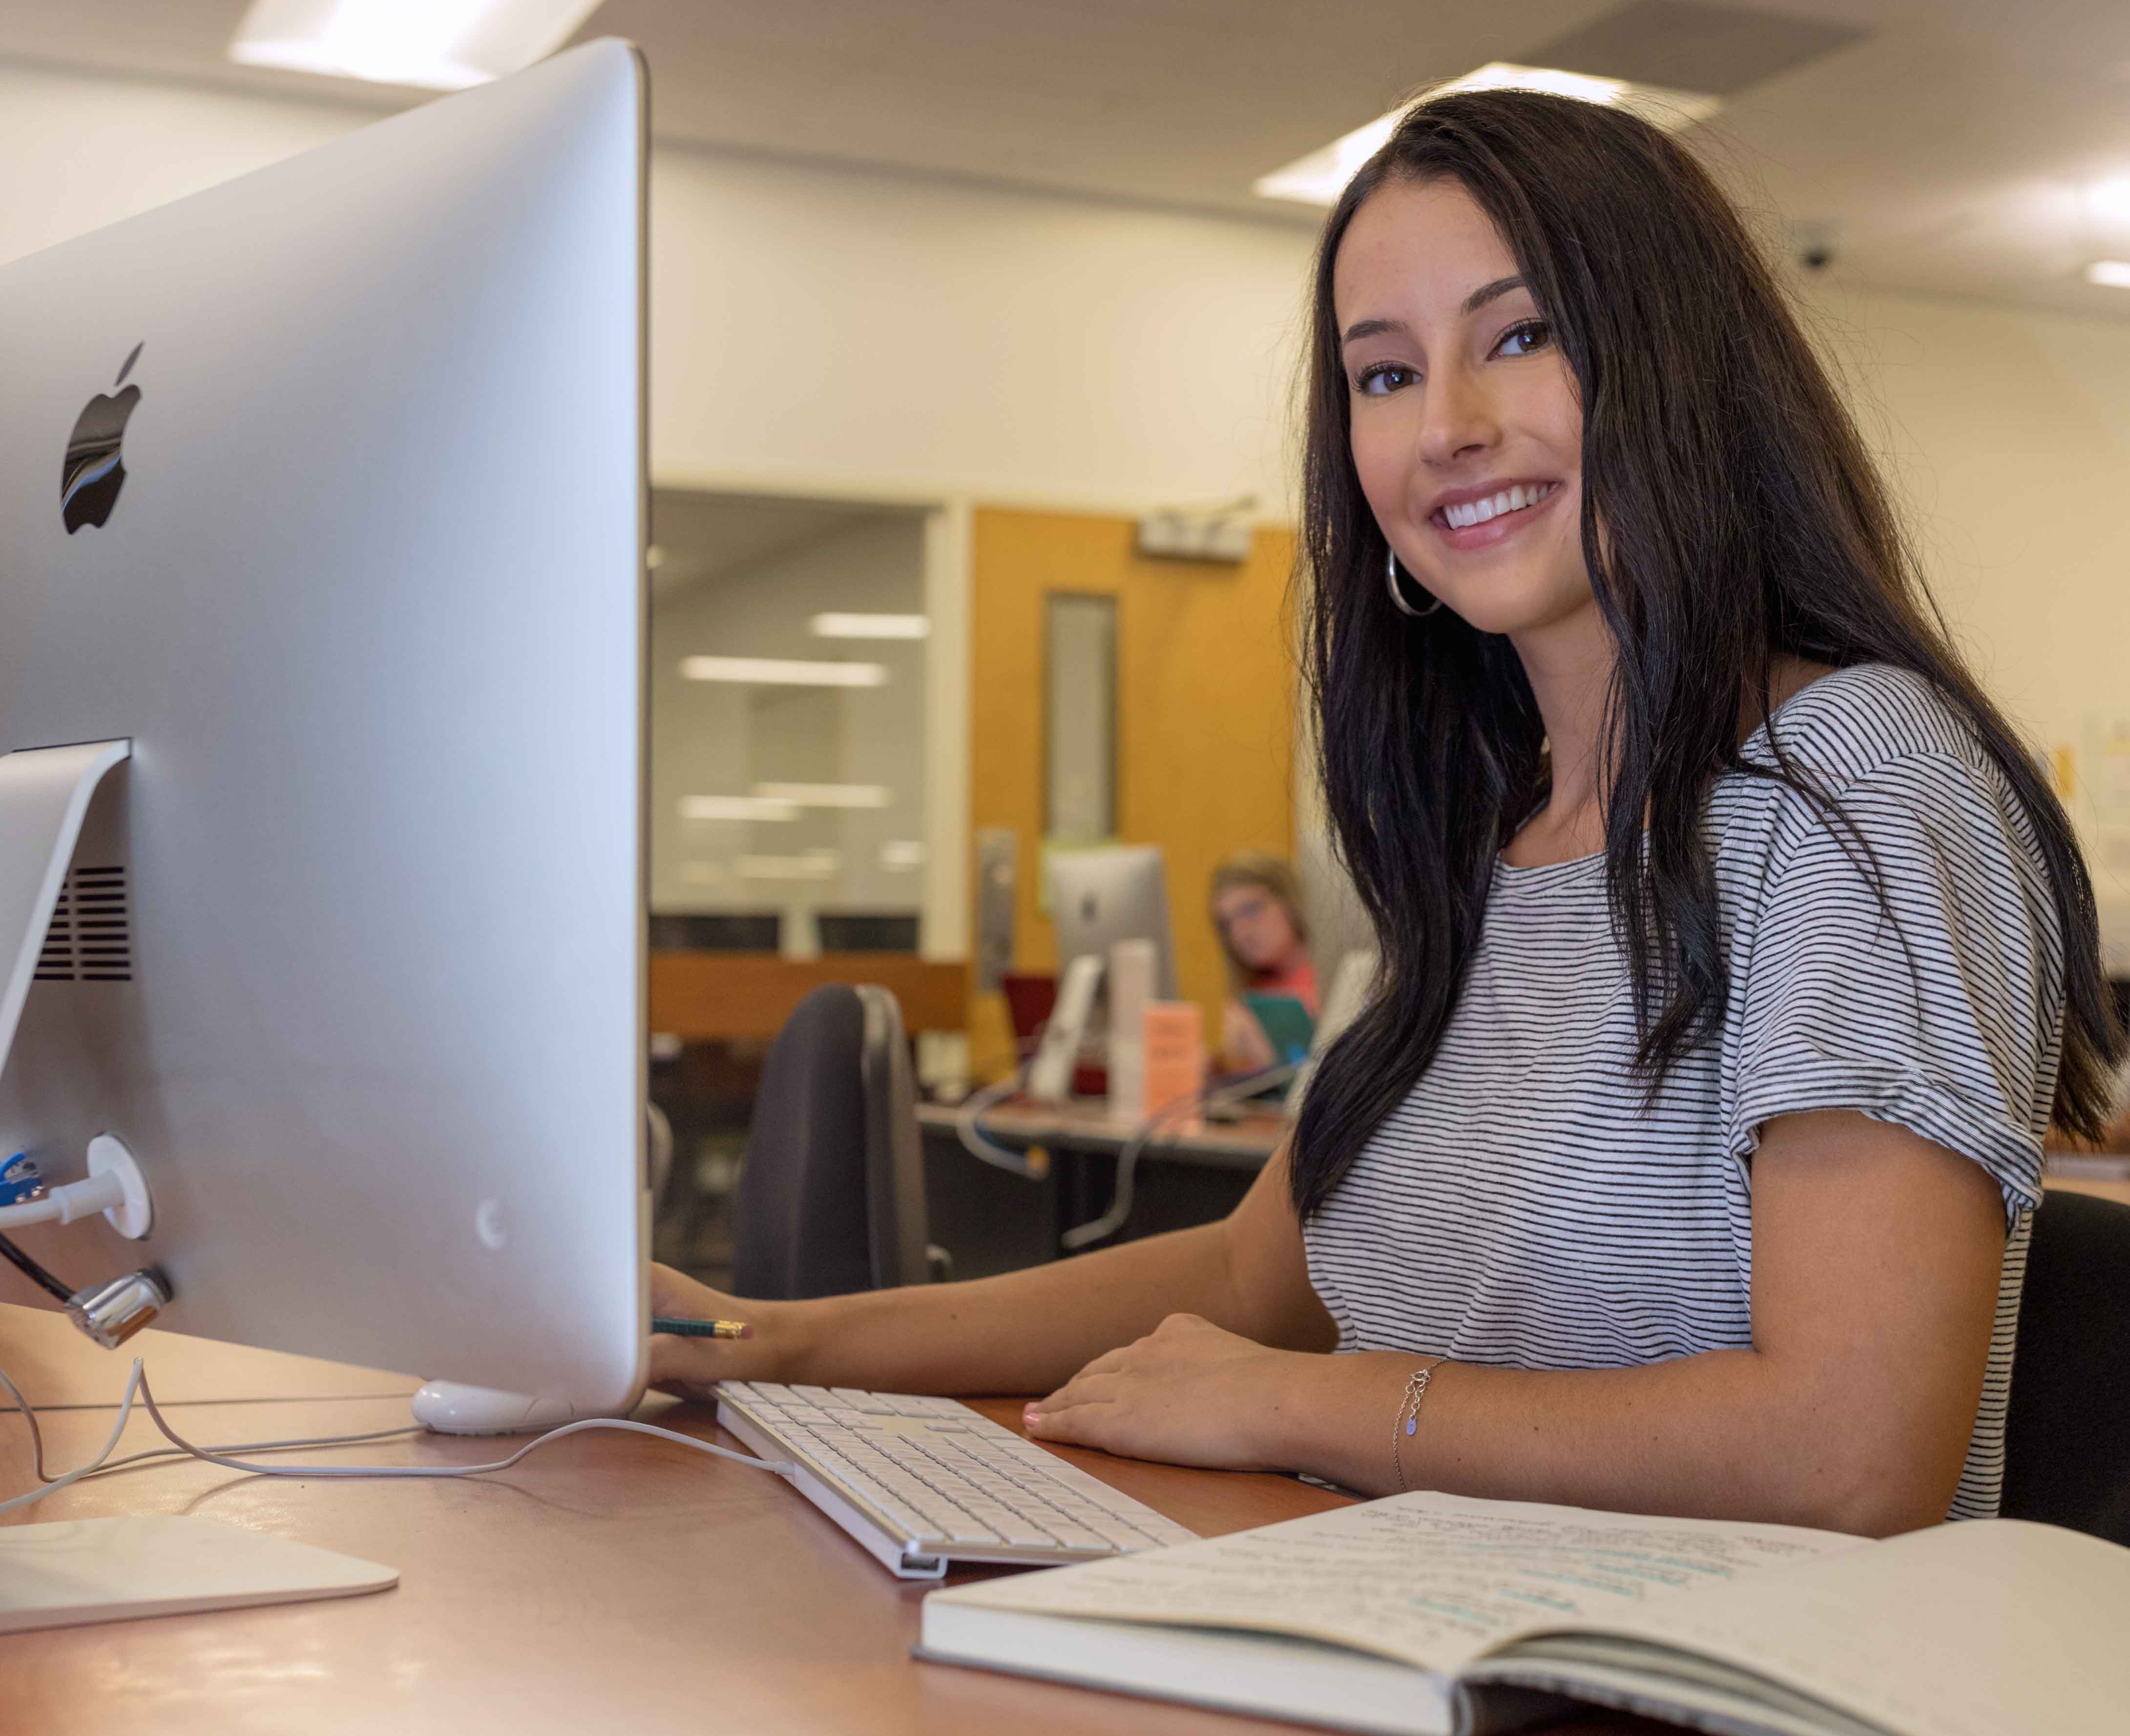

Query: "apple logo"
<box><xmin>62</xmin><ymin>341</ymin><xmax>144</xmax><ymax>534</ymax></box>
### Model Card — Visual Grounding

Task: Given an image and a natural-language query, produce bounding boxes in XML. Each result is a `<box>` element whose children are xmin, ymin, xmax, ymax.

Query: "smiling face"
<box><xmin>1335</xmin><ymin>176</ymin><xmax>1592</xmax><ymax>642</ymax></box>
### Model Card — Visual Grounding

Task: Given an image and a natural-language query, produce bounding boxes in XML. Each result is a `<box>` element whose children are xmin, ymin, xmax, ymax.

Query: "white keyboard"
<box><xmin>715</xmin><ymin>1381</ymin><xmax>1198</xmax><ymax>1580</ymax></box>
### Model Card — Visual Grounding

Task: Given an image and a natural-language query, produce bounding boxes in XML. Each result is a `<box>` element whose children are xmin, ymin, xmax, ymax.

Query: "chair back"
<box><xmin>732</xmin><ymin>983</ymin><xmax>933</xmax><ymax>1300</ymax></box>
<box><xmin>2002</xmin><ymin>1188</ymin><xmax>2130</xmax><ymax>1544</ymax></box>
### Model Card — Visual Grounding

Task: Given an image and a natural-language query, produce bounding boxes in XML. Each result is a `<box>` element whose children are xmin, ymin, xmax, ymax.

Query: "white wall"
<box><xmin>1806</xmin><ymin>288</ymin><xmax>2130</xmax><ymax>908</ymax></box>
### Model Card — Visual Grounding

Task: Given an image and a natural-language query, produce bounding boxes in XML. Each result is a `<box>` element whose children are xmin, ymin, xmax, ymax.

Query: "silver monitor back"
<box><xmin>0</xmin><ymin>41</ymin><xmax>647</xmax><ymax>1408</ymax></box>
<box><xmin>1050</xmin><ymin>846</ymin><xmax>1179</xmax><ymax>1001</ymax></box>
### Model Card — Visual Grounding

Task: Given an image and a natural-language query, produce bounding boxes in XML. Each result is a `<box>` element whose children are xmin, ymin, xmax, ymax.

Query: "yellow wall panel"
<box><xmin>968</xmin><ymin>507</ymin><xmax>1296</xmax><ymax>1076</ymax></box>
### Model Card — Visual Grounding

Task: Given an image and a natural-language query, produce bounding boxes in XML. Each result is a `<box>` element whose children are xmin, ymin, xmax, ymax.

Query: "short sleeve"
<box><xmin>1721</xmin><ymin>750</ymin><xmax>2062</xmax><ymax>1220</ymax></box>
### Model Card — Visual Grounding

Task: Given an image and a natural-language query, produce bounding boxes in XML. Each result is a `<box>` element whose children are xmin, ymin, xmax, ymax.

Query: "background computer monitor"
<box><xmin>1050</xmin><ymin>846</ymin><xmax>1179</xmax><ymax>1001</ymax></box>
<box><xmin>0</xmin><ymin>41</ymin><xmax>647</xmax><ymax>1408</ymax></box>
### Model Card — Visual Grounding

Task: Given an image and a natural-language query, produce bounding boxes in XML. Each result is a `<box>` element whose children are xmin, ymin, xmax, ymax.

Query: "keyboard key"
<box><xmin>829</xmin><ymin>1387</ymin><xmax>896</xmax><ymax>1414</ymax></box>
<box><xmin>879</xmin><ymin>1394</ymin><xmax>938</xmax><ymax>1417</ymax></box>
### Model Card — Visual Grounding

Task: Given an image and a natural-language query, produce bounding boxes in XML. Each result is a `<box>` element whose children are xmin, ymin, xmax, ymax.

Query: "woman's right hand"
<box><xmin>647</xmin><ymin>1262</ymin><xmax>804</xmax><ymax>1400</ymax></box>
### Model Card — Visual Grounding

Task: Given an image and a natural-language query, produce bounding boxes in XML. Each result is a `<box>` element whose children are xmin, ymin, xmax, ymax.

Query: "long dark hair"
<box><xmin>1290</xmin><ymin>88</ymin><xmax>2122</xmax><ymax>1219</ymax></box>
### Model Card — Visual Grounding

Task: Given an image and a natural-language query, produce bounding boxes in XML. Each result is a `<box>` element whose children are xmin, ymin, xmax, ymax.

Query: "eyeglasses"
<box><xmin>1215</xmin><ymin>892</ymin><xmax>1274</xmax><ymax>931</ymax></box>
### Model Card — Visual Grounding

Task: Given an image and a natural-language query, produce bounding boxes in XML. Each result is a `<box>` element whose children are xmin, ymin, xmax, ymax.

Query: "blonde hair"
<box><xmin>1208</xmin><ymin>851</ymin><xmax>1309</xmax><ymax>985</ymax></box>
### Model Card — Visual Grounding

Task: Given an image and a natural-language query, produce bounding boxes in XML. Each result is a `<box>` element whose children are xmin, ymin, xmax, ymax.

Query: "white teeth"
<box><xmin>1441</xmin><ymin>482</ymin><xmax>1553</xmax><ymax>531</ymax></box>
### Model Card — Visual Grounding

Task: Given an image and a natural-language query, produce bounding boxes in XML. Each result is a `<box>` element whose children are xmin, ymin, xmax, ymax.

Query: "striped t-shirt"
<box><xmin>1303</xmin><ymin>664</ymin><xmax>2062</xmax><ymax>1519</ymax></box>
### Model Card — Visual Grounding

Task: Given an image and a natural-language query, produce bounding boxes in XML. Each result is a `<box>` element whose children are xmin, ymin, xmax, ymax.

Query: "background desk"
<box><xmin>0</xmin><ymin>1304</ymin><xmax>1671</xmax><ymax>1736</ymax></box>
<box><xmin>917</xmin><ymin>1099</ymin><xmax>1286</xmax><ymax>1275</ymax></box>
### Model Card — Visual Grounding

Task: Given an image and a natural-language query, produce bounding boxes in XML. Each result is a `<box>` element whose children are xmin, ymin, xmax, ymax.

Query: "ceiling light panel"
<box><xmin>751</xmin><ymin>783</ymin><xmax>892</xmax><ymax>809</ymax></box>
<box><xmin>2087</xmin><ymin>261</ymin><xmax>2130</xmax><ymax>289</ymax></box>
<box><xmin>810</xmin><ymin>614</ymin><xmax>931</xmax><ymax>640</ymax></box>
<box><xmin>229</xmin><ymin>0</ymin><xmax>602</xmax><ymax>91</ymax></box>
<box><xmin>680</xmin><ymin>795</ymin><xmax>799</xmax><ymax>823</ymax></box>
<box><xmin>679</xmin><ymin>656</ymin><xmax>887</xmax><ymax>687</ymax></box>
<box><xmin>1254</xmin><ymin>63</ymin><xmax>1719</xmax><ymax>207</ymax></box>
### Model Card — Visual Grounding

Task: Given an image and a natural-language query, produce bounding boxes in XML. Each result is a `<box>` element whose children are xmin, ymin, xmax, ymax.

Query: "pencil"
<box><xmin>651</xmin><ymin>1315</ymin><xmax>752</xmax><ymax>1340</ymax></box>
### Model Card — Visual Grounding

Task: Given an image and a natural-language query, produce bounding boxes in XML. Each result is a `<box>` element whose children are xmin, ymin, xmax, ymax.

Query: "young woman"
<box><xmin>1209</xmin><ymin>851</ymin><xmax>1318</xmax><ymax>1073</ymax></box>
<box><xmin>652</xmin><ymin>89</ymin><xmax>2119</xmax><ymax>1535</ymax></box>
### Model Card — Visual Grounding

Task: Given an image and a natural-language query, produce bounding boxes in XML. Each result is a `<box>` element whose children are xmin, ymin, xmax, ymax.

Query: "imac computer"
<box><xmin>1050</xmin><ymin>846</ymin><xmax>1180</xmax><ymax>1000</ymax></box>
<box><xmin>0</xmin><ymin>41</ymin><xmax>648</xmax><ymax>1422</ymax></box>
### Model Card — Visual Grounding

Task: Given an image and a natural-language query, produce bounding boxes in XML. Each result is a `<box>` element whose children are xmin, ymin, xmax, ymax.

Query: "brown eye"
<box><xmin>1496</xmin><ymin>320</ymin><xmax>1551</xmax><ymax>358</ymax></box>
<box><xmin>1356</xmin><ymin>363</ymin><xmax>1417</xmax><ymax>396</ymax></box>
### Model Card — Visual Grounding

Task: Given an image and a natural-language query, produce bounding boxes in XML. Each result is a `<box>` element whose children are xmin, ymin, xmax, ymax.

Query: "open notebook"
<box><xmin>919</xmin><ymin>1491</ymin><xmax>2129</xmax><ymax>1736</ymax></box>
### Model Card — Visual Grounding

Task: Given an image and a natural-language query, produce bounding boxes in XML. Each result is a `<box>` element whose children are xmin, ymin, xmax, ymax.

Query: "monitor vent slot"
<box><xmin>34</xmin><ymin>865</ymin><xmax>133</xmax><ymax>983</ymax></box>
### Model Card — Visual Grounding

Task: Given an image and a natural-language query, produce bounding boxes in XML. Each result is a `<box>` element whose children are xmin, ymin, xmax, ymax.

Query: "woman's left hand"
<box><xmin>1023</xmin><ymin>1312</ymin><xmax>1305</xmax><ymax>1471</ymax></box>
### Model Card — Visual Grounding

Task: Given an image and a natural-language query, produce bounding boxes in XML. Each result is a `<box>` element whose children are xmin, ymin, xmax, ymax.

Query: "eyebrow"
<box><xmin>1339</xmin><ymin>276</ymin><xmax>1530</xmax><ymax>345</ymax></box>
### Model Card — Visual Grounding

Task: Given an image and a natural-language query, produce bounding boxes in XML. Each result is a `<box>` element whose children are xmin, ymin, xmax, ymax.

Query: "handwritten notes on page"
<box><xmin>933</xmin><ymin>1490</ymin><xmax>1862</xmax><ymax>1676</ymax></box>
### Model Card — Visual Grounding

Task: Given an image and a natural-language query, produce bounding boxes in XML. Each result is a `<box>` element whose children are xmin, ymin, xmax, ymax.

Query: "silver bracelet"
<box><xmin>1391</xmin><ymin>1357</ymin><xmax>1446</xmax><ymax>1493</ymax></box>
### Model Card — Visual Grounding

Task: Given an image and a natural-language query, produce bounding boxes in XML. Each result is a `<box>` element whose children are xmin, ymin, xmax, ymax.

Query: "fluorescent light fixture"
<box><xmin>809</xmin><ymin>613</ymin><xmax>931</xmax><ymax>641</ymax></box>
<box><xmin>2088</xmin><ymin>261</ymin><xmax>2130</xmax><ymax>289</ymax></box>
<box><xmin>738</xmin><ymin>851</ymin><xmax>842</xmax><ymax>880</ymax></box>
<box><xmin>2089</xmin><ymin>178</ymin><xmax>2130</xmax><ymax>226</ymax></box>
<box><xmin>229</xmin><ymin>0</ymin><xmax>601</xmax><ymax>91</ymax></box>
<box><xmin>1254</xmin><ymin>63</ymin><xmax>1721</xmax><ymax>207</ymax></box>
<box><xmin>679</xmin><ymin>795</ymin><xmax>799</xmax><ymax>823</ymax></box>
<box><xmin>880</xmin><ymin>840</ymin><xmax>927</xmax><ymax>871</ymax></box>
<box><xmin>679</xmin><ymin>656</ymin><xmax>887</xmax><ymax>687</ymax></box>
<box><xmin>752</xmin><ymin>782</ymin><xmax>892</xmax><ymax>809</ymax></box>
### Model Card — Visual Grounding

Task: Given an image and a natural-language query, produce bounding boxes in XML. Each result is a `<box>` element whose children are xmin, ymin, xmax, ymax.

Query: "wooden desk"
<box><xmin>0</xmin><ymin>1305</ymin><xmax>1658</xmax><ymax>1736</ymax></box>
<box><xmin>917</xmin><ymin>1100</ymin><xmax>1287</xmax><ymax>1275</ymax></box>
<box><xmin>918</xmin><ymin>1098</ymin><xmax>1288</xmax><ymax>1170</ymax></box>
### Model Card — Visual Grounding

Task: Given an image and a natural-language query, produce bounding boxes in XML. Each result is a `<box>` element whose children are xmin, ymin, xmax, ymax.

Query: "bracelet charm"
<box><xmin>1391</xmin><ymin>1357</ymin><xmax>1446</xmax><ymax>1492</ymax></box>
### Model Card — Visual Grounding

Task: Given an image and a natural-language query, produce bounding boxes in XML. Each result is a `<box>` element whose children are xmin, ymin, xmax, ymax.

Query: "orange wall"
<box><xmin>967</xmin><ymin>507</ymin><xmax>1297</xmax><ymax>1076</ymax></box>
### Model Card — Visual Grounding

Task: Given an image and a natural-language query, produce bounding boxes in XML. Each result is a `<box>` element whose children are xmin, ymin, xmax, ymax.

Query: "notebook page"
<box><xmin>1481</xmin><ymin>1518</ymin><xmax>2130</xmax><ymax>1736</ymax></box>
<box><xmin>929</xmin><ymin>1491</ymin><xmax>1860</xmax><ymax>1676</ymax></box>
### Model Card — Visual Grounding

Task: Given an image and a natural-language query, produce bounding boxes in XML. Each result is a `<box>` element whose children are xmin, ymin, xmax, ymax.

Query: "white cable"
<box><xmin>0</xmin><ymin>1363</ymin><xmax>146</xmax><ymax>1514</ymax></box>
<box><xmin>954</xmin><ymin>1065</ymin><xmax>1046</xmax><ymax>1178</ymax></box>
<box><xmin>0</xmin><ymin>1170</ymin><xmax>124</xmax><ymax>1231</ymax></box>
<box><xmin>1060</xmin><ymin>1061</ymin><xmax>1296</xmax><ymax>1252</ymax></box>
<box><xmin>0</xmin><ymin>1361</ymin><xmax>418</xmax><ymax>1485</ymax></box>
<box><xmin>0</xmin><ymin>1358</ymin><xmax>798</xmax><ymax>1515</ymax></box>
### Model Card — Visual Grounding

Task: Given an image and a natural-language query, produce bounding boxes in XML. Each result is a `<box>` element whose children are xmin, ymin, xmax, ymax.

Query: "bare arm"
<box><xmin>647</xmin><ymin>1142</ymin><xmax>1333</xmax><ymax>1399</ymax></box>
<box><xmin>1030</xmin><ymin>1110</ymin><xmax>2005</xmax><ymax>1537</ymax></box>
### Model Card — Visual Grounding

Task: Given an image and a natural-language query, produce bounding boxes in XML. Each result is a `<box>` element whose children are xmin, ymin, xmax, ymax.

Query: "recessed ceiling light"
<box><xmin>229</xmin><ymin>0</ymin><xmax>602</xmax><ymax>91</ymax></box>
<box><xmin>1253</xmin><ymin>62</ymin><xmax>1721</xmax><ymax>207</ymax></box>
<box><xmin>810</xmin><ymin>613</ymin><xmax>931</xmax><ymax>640</ymax></box>
<box><xmin>679</xmin><ymin>656</ymin><xmax>887</xmax><ymax>688</ymax></box>
<box><xmin>738</xmin><ymin>851</ymin><xmax>842</xmax><ymax>881</ymax></box>
<box><xmin>2087</xmin><ymin>260</ymin><xmax>2130</xmax><ymax>289</ymax></box>
<box><xmin>680</xmin><ymin>795</ymin><xmax>799</xmax><ymax>823</ymax></box>
<box><xmin>752</xmin><ymin>783</ymin><xmax>893</xmax><ymax>809</ymax></box>
<box><xmin>2089</xmin><ymin>178</ymin><xmax>2130</xmax><ymax>226</ymax></box>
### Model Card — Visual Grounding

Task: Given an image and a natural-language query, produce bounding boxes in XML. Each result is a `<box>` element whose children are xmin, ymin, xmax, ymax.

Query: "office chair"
<box><xmin>732</xmin><ymin>983</ymin><xmax>949</xmax><ymax>1300</ymax></box>
<box><xmin>2000</xmin><ymin>1188</ymin><xmax>2130</xmax><ymax>1545</ymax></box>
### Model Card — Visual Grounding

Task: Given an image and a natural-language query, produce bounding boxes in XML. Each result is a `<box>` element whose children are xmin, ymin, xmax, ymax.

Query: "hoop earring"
<box><xmin>1385</xmin><ymin>549</ymin><xmax>1442</xmax><ymax>618</ymax></box>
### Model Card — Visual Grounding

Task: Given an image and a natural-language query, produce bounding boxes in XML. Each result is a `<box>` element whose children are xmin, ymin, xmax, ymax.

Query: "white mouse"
<box><xmin>411</xmin><ymin>1380</ymin><xmax>628</xmax><ymax>1435</ymax></box>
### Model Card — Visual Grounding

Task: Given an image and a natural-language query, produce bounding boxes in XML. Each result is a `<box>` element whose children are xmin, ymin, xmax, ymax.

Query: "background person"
<box><xmin>1209</xmin><ymin>851</ymin><xmax>1318</xmax><ymax>1074</ymax></box>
